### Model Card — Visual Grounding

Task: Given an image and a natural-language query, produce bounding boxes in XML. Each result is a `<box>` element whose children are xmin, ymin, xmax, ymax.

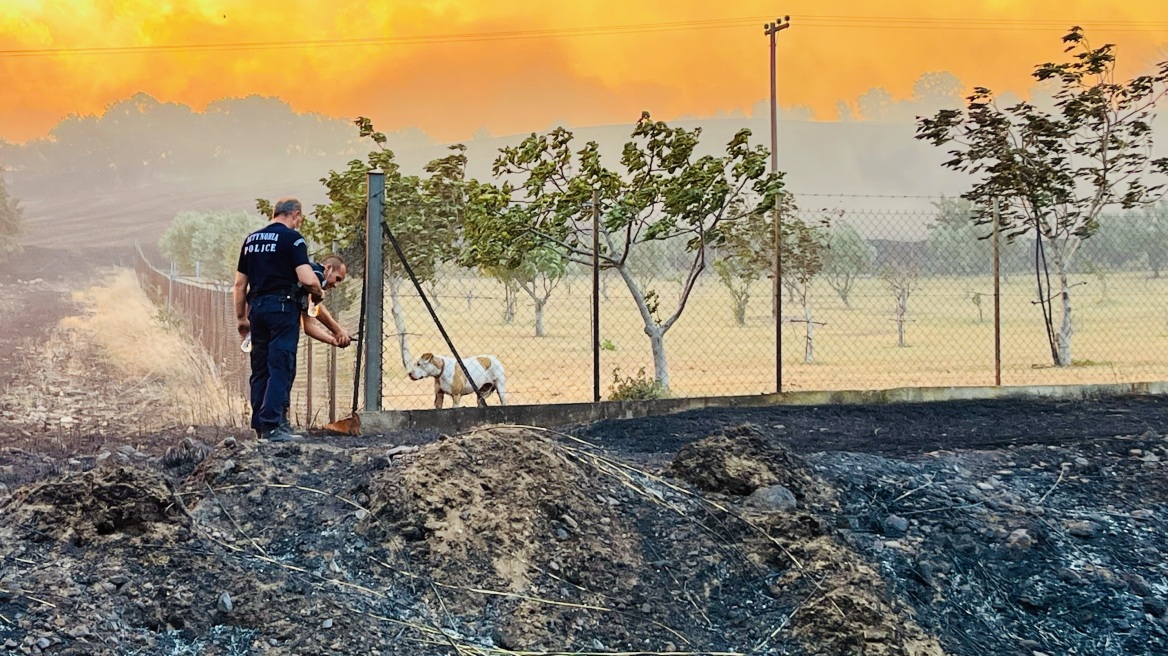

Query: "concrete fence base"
<box><xmin>355</xmin><ymin>380</ymin><xmax>1168</xmax><ymax>435</ymax></box>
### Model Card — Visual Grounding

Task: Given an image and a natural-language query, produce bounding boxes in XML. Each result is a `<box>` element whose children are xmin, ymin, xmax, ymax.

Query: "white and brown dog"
<box><xmin>407</xmin><ymin>353</ymin><xmax>508</xmax><ymax>408</ymax></box>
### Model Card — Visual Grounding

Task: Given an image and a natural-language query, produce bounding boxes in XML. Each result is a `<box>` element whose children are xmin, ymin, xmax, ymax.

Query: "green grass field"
<box><xmin>288</xmin><ymin>269</ymin><xmax>1168</xmax><ymax>416</ymax></box>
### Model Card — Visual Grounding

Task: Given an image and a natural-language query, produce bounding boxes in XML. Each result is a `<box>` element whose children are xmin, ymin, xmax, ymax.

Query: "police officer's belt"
<box><xmin>248</xmin><ymin>288</ymin><xmax>300</xmax><ymax>302</ymax></box>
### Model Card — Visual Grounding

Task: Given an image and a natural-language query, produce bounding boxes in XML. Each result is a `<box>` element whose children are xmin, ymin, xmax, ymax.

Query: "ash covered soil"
<box><xmin>2</xmin><ymin>398</ymin><xmax>1168</xmax><ymax>655</ymax></box>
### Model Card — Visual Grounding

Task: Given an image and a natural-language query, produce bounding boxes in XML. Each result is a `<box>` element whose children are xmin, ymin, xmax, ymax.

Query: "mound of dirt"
<box><xmin>1</xmin><ymin>466</ymin><xmax>177</xmax><ymax>546</ymax></box>
<box><xmin>669</xmin><ymin>423</ymin><xmax>818</xmax><ymax>498</ymax></box>
<box><xmin>361</xmin><ymin>426</ymin><xmax>639</xmax><ymax>591</ymax></box>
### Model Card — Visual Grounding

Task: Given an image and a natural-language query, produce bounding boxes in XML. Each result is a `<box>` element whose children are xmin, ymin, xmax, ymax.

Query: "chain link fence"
<box><xmin>133</xmin><ymin>194</ymin><xmax>1168</xmax><ymax>420</ymax></box>
<box><xmin>369</xmin><ymin>196</ymin><xmax>1168</xmax><ymax>410</ymax></box>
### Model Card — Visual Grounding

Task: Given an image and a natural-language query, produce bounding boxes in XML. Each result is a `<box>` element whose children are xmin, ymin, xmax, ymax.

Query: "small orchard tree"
<box><xmin>713</xmin><ymin>192</ymin><xmax>796</xmax><ymax>325</ymax></box>
<box><xmin>486</xmin><ymin>113</ymin><xmax>782</xmax><ymax>389</ymax></box>
<box><xmin>462</xmin><ymin>183</ymin><xmax>568</xmax><ymax>337</ymax></box>
<box><xmin>926</xmin><ymin>197</ymin><xmax>988</xmax><ymax>276</ymax></box>
<box><xmin>780</xmin><ymin>211</ymin><xmax>831</xmax><ymax>363</ymax></box>
<box><xmin>1143</xmin><ymin>202</ymin><xmax>1168</xmax><ymax>278</ymax></box>
<box><xmin>917</xmin><ymin>27</ymin><xmax>1168</xmax><ymax>366</ymax></box>
<box><xmin>880</xmin><ymin>253</ymin><xmax>923</xmax><ymax>348</ymax></box>
<box><xmin>0</xmin><ymin>171</ymin><xmax>23</xmax><ymax>261</ymax></box>
<box><xmin>822</xmin><ymin>221</ymin><xmax>875</xmax><ymax>308</ymax></box>
<box><xmin>159</xmin><ymin>211</ymin><xmax>265</xmax><ymax>281</ymax></box>
<box><xmin>305</xmin><ymin>118</ymin><xmax>462</xmax><ymax>370</ymax></box>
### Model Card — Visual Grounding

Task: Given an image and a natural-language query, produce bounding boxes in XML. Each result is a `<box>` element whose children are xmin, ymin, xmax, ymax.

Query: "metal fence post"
<box><xmin>168</xmin><ymin>262</ymin><xmax>175</xmax><ymax>313</ymax></box>
<box><xmin>364</xmin><ymin>171</ymin><xmax>386</xmax><ymax>413</ymax></box>
<box><xmin>992</xmin><ymin>197</ymin><xmax>1002</xmax><ymax>386</ymax></box>
<box><xmin>305</xmin><ymin>337</ymin><xmax>314</xmax><ymax>426</ymax></box>
<box><xmin>774</xmin><ymin>193</ymin><xmax>782</xmax><ymax>394</ymax></box>
<box><xmin>328</xmin><ymin>240</ymin><xmax>338</xmax><ymax>423</ymax></box>
<box><xmin>592</xmin><ymin>188</ymin><xmax>601</xmax><ymax>403</ymax></box>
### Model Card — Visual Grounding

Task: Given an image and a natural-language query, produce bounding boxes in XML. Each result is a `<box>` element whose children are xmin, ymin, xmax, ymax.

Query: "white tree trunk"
<box><xmin>734</xmin><ymin>287</ymin><xmax>749</xmax><ymax>326</ymax></box>
<box><xmin>534</xmin><ymin>299</ymin><xmax>546</xmax><ymax>337</ymax></box>
<box><xmin>388</xmin><ymin>274</ymin><xmax>412</xmax><ymax>370</ymax></box>
<box><xmin>1049</xmin><ymin>240</ymin><xmax>1074</xmax><ymax>367</ymax></box>
<box><xmin>648</xmin><ymin>327</ymin><xmax>670</xmax><ymax>390</ymax></box>
<box><xmin>896</xmin><ymin>290</ymin><xmax>908</xmax><ymax>348</ymax></box>
<box><xmin>614</xmin><ymin>262</ymin><xmax>671</xmax><ymax>388</ymax></box>
<box><xmin>502</xmin><ymin>282</ymin><xmax>516</xmax><ymax>324</ymax></box>
<box><xmin>1056</xmin><ymin>267</ymin><xmax>1073</xmax><ymax>366</ymax></box>
<box><xmin>801</xmin><ymin>282</ymin><xmax>815</xmax><ymax>364</ymax></box>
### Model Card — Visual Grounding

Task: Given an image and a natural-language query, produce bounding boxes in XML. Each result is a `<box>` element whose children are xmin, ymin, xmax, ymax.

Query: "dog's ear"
<box><xmin>420</xmin><ymin>352</ymin><xmax>433</xmax><ymax>361</ymax></box>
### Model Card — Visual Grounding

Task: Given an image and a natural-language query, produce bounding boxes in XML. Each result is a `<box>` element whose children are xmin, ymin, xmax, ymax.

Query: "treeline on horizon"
<box><xmin>0</xmin><ymin>93</ymin><xmax>435</xmax><ymax>195</ymax></box>
<box><xmin>0</xmin><ymin>71</ymin><xmax>1016</xmax><ymax>198</ymax></box>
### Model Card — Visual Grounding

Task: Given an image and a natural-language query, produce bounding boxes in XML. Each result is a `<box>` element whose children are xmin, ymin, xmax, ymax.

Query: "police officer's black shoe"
<box><xmin>277</xmin><ymin>421</ymin><xmax>305</xmax><ymax>439</ymax></box>
<box><xmin>261</xmin><ymin>426</ymin><xmax>303</xmax><ymax>443</ymax></box>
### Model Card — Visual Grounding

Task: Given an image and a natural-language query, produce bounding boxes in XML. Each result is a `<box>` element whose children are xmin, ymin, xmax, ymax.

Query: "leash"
<box><xmin>380</xmin><ymin>218</ymin><xmax>488</xmax><ymax>408</ymax></box>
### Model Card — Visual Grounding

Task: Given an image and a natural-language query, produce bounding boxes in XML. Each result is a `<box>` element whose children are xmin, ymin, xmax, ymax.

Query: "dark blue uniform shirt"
<box><xmin>236</xmin><ymin>223</ymin><xmax>311</xmax><ymax>298</ymax></box>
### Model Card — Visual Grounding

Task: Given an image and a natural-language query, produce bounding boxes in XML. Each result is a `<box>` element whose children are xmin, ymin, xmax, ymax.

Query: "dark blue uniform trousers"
<box><xmin>247</xmin><ymin>294</ymin><xmax>300</xmax><ymax>433</ymax></box>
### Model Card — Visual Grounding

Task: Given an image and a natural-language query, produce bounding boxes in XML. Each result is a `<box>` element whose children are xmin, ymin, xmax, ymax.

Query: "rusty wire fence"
<box><xmin>133</xmin><ymin>243</ymin><xmax>359</xmax><ymax>428</ymax></box>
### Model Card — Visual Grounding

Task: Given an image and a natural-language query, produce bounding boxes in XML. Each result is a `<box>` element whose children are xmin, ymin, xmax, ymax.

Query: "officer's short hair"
<box><xmin>321</xmin><ymin>253</ymin><xmax>346</xmax><ymax>270</ymax></box>
<box><xmin>273</xmin><ymin>197</ymin><xmax>302</xmax><ymax>217</ymax></box>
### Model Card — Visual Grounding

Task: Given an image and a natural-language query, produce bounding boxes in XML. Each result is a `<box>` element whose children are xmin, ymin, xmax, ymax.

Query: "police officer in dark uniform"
<box><xmin>233</xmin><ymin>197</ymin><xmax>323</xmax><ymax>442</ymax></box>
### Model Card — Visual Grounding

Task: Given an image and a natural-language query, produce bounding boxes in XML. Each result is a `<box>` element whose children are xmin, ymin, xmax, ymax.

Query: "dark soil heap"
<box><xmin>0</xmin><ymin>425</ymin><xmax>939</xmax><ymax>655</ymax></box>
<box><xmin>2</xmin><ymin>416</ymin><xmax>1166</xmax><ymax>656</ymax></box>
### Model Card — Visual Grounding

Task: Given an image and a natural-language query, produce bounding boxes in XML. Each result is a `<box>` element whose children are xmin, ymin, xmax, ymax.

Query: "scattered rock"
<box><xmin>1006</xmin><ymin>528</ymin><xmax>1033</xmax><ymax>549</ymax></box>
<box><xmin>882</xmin><ymin>514</ymin><xmax>910</xmax><ymax>537</ymax></box>
<box><xmin>1065</xmin><ymin>520</ymin><xmax>1100</xmax><ymax>539</ymax></box>
<box><xmin>217</xmin><ymin>592</ymin><xmax>233</xmax><ymax>613</ymax></box>
<box><xmin>1145</xmin><ymin>597</ymin><xmax>1167</xmax><ymax>618</ymax></box>
<box><xmin>322</xmin><ymin>618</ymin><xmax>334</xmax><ymax>629</ymax></box>
<box><xmin>743</xmin><ymin>485</ymin><xmax>797</xmax><ymax>513</ymax></box>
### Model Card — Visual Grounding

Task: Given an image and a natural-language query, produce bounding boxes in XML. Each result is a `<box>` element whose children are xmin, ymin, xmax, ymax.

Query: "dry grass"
<box><xmin>62</xmin><ymin>269</ymin><xmax>246</xmax><ymax>428</ymax></box>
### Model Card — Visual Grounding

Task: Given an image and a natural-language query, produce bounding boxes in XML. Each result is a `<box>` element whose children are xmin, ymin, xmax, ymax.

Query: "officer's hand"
<box><xmin>237</xmin><ymin>318</ymin><xmax>250</xmax><ymax>338</ymax></box>
<box><xmin>310</xmin><ymin>291</ymin><xmax>324</xmax><ymax>304</ymax></box>
<box><xmin>334</xmin><ymin>330</ymin><xmax>351</xmax><ymax>348</ymax></box>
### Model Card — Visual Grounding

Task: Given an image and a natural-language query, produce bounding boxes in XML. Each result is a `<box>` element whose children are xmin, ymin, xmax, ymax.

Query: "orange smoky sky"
<box><xmin>1</xmin><ymin>0</ymin><xmax>1167</xmax><ymax>143</ymax></box>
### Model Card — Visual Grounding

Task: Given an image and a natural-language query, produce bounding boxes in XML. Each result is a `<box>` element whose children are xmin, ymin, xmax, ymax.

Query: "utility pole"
<box><xmin>764</xmin><ymin>16</ymin><xmax>791</xmax><ymax>174</ymax></box>
<box><xmin>765</xmin><ymin>16</ymin><xmax>790</xmax><ymax>394</ymax></box>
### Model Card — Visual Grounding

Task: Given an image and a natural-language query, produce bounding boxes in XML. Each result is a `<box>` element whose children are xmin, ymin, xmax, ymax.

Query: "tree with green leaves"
<box><xmin>925</xmin><ymin>197</ymin><xmax>989</xmax><ymax>277</ymax></box>
<box><xmin>0</xmin><ymin>171</ymin><xmax>22</xmax><ymax>261</ymax></box>
<box><xmin>304</xmin><ymin>118</ymin><xmax>464</xmax><ymax>371</ymax></box>
<box><xmin>461</xmin><ymin>182</ymin><xmax>568</xmax><ymax>337</ymax></box>
<box><xmin>159</xmin><ymin>211</ymin><xmax>265</xmax><ymax>281</ymax></box>
<box><xmin>484</xmin><ymin>113</ymin><xmax>781</xmax><ymax>389</ymax></box>
<box><xmin>713</xmin><ymin>193</ymin><xmax>798</xmax><ymax>326</ymax></box>
<box><xmin>917</xmin><ymin>27</ymin><xmax>1168</xmax><ymax>366</ymax></box>
<box><xmin>1141</xmin><ymin>202</ymin><xmax>1168</xmax><ymax>278</ymax></box>
<box><xmin>1077</xmin><ymin>208</ymin><xmax>1168</xmax><ymax>278</ymax></box>
<box><xmin>822</xmin><ymin>220</ymin><xmax>875</xmax><ymax>308</ymax></box>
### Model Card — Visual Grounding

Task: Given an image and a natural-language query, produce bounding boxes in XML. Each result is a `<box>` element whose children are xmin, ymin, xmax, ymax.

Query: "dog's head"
<box><xmin>407</xmin><ymin>353</ymin><xmax>443</xmax><ymax>380</ymax></box>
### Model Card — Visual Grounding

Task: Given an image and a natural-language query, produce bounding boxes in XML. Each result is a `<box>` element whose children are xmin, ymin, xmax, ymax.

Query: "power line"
<box><xmin>0</xmin><ymin>16</ymin><xmax>774</xmax><ymax>57</ymax></box>
<box><xmin>2</xmin><ymin>14</ymin><xmax>1167</xmax><ymax>59</ymax></box>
